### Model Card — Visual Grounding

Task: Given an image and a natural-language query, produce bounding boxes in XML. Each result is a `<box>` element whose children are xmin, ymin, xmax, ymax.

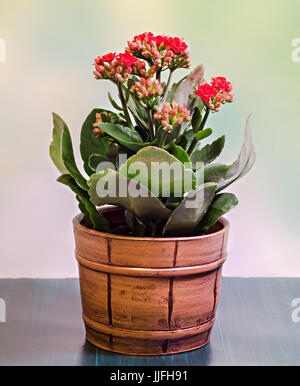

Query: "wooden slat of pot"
<box><xmin>166</xmin><ymin>330</ymin><xmax>210</xmax><ymax>354</ymax></box>
<box><xmin>175</xmin><ymin>232</ymin><xmax>225</xmax><ymax>267</ymax></box>
<box><xmin>110</xmin><ymin>239</ymin><xmax>176</xmax><ymax>268</ymax></box>
<box><xmin>110</xmin><ymin>275</ymin><xmax>170</xmax><ymax>331</ymax></box>
<box><xmin>78</xmin><ymin>265</ymin><xmax>109</xmax><ymax>325</ymax></box>
<box><xmin>170</xmin><ymin>270</ymin><xmax>219</xmax><ymax>330</ymax></box>
<box><xmin>73</xmin><ymin>226</ymin><xmax>109</xmax><ymax>264</ymax></box>
<box><xmin>75</xmin><ymin>254</ymin><xmax>226</xmax><ymax>277</ymax></box>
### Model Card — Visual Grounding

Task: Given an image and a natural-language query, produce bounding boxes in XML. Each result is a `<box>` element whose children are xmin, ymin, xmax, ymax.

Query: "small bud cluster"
<box><xmin>195</xmin><ymin>76</ymin><xmax>234</xmax><ymax>112</ymax></box>
<box><xmin>154</xmin><ymin>102</ymin><xmax>191</xmax><ymax>132</ymax></box>
<box><xmin>93</xmin><ymin>52</ymin><xmax>138</xmax><ymax>83</ymax></box>
<box><xmin>131</xmin><ymin>59</ymin><xmax>158</xmax><ymax>78</ymax></box>
<box><xmin>92</xmin><ymin>112</ymin><xmax>115</xmax><ymax>136</ymax></box>
<box><xmin>126</xmin><ymin>32</ymin><xmax>191</xmax><ymax>70</ymax></box>
<box><xmin>130</xmin><ymin>77</ymin><xmax>163</xmax><ymax>100</ymax></box>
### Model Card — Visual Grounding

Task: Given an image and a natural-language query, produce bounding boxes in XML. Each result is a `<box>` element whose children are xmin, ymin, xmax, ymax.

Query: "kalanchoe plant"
<box><xmin>50</xmin><ymin>32</ymin><xmax>255</xmax><ymax>237</ymax></box>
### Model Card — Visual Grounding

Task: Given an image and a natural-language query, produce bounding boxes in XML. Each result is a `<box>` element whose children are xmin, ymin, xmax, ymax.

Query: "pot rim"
<box><xmin>73</xmin><ymin>205</ymin><xmax>230</xmax><ymax>242</ymax></box>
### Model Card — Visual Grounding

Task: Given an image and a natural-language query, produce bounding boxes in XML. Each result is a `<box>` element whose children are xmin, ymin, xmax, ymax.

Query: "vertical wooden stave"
<box><xmin>73</xmin><ymin>208</ymin><xmax>229</xmax><ymax>355</ymax></box>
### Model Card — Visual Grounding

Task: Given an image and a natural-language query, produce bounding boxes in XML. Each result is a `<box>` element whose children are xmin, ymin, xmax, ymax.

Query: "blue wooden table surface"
<box><xmin>0</xmin><ymin>278</ymin><xmax>299</xmax><ymax>366</ymax></box>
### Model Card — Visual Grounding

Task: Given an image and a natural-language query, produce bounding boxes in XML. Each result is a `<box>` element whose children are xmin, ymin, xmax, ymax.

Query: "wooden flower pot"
<box><xmin>73</xmin><ymin>206</ymin><xmax>229</xmax><ymax>355</ymax></box>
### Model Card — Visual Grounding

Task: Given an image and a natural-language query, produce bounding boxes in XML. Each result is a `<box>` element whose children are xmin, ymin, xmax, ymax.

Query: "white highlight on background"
<box><xmin>0</xmin><ymin>298</ymin><xmax>6</xmax><ymax>322</ymax></box>
<box><xmin>291</xmin><ymin>38</ymin><xmax>300</xmax><ymax>63</ymax></box>
<box><xmin>291</xmin><ymin>298</ymin><xmax>300</xmax><ymax>323</ymax></box>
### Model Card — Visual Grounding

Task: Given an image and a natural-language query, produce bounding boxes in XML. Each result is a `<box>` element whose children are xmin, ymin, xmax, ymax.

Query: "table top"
<box><xmin>0</xmin><ymin>277</ymin><xmax>300</xmax><ymax>366</ymax></box>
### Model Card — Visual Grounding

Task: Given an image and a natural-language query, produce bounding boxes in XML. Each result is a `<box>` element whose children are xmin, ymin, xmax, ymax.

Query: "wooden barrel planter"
<box><xmin>73</xmin><ymin>206</ymin><xmax>229</xmax><ymax>355</ymax></box>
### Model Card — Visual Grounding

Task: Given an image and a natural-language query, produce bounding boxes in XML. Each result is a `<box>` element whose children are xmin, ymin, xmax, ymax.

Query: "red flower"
<box><xmin>211</xmin><ymin>76</ymin><xmax>233</xmax><ymax>92</ymax></box>
<box><xmin>116</xmin><ymin>52</ymin><xmax>138</xmax><ymax>67</ymax></box>
<box><xmin>195</xmin><ymin>83</ymin><xmax>218</xmax><ymax>104</ymax></box>
<box><xmin>195</xmin><ymin>76</ymin><xmax>234</xmax><ymax>112</ymax></box>
<box><xmin>126</xmin><ymin>32</ymin><xmax>191</xmax><ymax>70</ymax></box>
<box><xmin>94</xmin><ymin>52</ymin><xmax>117</xmax><ymax>65</ymax></box>
<box><xmin>93</xmin><ymin>51</ymin><xmax>138</xmax><ymax>83</ymax></box>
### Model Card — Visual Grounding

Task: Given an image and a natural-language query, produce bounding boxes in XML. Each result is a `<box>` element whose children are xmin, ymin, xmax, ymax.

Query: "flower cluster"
<box><xmin>93</xmin><ymin>52</ymin><xmax>138</xmax><ymax>83</ymax></box>
<box><xmin>195</xmin><ymin>76</ymin><xmax>234</xmax><ymax>112</ymax></box>
<box><xmin>130</xmin><ymin>77</ymin><xmax>163</xmax><ymax>100</ymax></box>
<box><xmin>131</xmin><ymin>59</ymin><xmax>158</xmax><ymax>78</ymax></box>
<box><xmin>154</xmin><ymin>102</ymin><xmax>191</xmax><ymax>132</ymax></box>
<box><xmin>126</xmin><ymin>32</ymin><xmax>191</xmax><ymax>70</ymax></box>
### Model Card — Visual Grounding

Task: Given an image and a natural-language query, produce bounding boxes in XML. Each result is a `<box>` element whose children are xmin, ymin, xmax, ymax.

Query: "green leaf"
<box><xmin>204</xmin><ymin>163</ymin><xmax>231</xmax><ymax>183</ymax></box>
<box><xmin>77</xmin><ymin>199</ymin><xmax>93</xmax><ymax>229</ymax></box>
<box><xmin>97</xmin><ymin>122</ymin><xmax>147</xmax><ymax>151</ymax></box>
<box><xmin>119</xmin><ymin>146</ymin><xmax>195</xmax><ymax>198</ymax></box>
<box><xmin>217</xmin><ymin>116</ymin><xmax>256</xmax><ymax>192</ymax></box>
<box><xmin>195</xmin><ymin>128</ymin><xmax>213</xmax><ymax>141</ymax></box>
<box><xmin>191</xmin><ymin>135</ymin><xmax>225</xmax><ymax>167</ymax></box>
<box><xmin>80</xmin><ymin>108</ymin><xmax>120</xmax><ymax>176</ymax></box>
<box><xmin>108</xmin><ymin>92</ymin><xmax>123</xmax><ymax>111</ymax></box>
<box><xmin>192</xmin><ymin>106</ymin><xmax>202</xmax><ymax>131</ymax></box>
<box><xmin>166</xmin><ymin>75</ymin><xmax>187</xmax><ymax>103</ymax></box>
<box><xmin>169</xmin><ymin>145</ymin><xmax>192</xmax><ymax>169</ymax></box>
<box><xmin>49</xmin><ymin>113</ymin><xmax>69</xmax><ymax>174</ymax></box>
<box><xmin>88</xmin><ymin>153</ymin><xmax>115</xmax><ymax>172</ymax></box>
<box><xmin>127</xmin><ymin>95</ymin><xmax>149</xmax><ymax>128</ymax></box>
<box><xmin>57</xmin><ymin>174</ymin><xmax>110</xmax><ymax>232</ymax></box>
<box><xmin>88</xmin><ymin>169</ymin><xmax>171</xmax><ymax>226</ymax></box>
<box><xmin>163</xmin><ymin>183</ymin><xmax>217</xmax><ymax>237</ymax></box>
<box><xmin>124</xmin><ymin>210</ymin><xmax>147</xmax><ymax>236</ymax></box>
<box><xmin>178</xmin><ymin>129</ymin><xmax>195</xmax><ymax>150</ymax></box>
<box><xmin>164</xmin><ymin>124</ymin><xmax>182</xmax><ymax>145</ymax></box>
<box><xmin>197</xmin><ymin>193</ymin><xmax>238</xmax><ymax>234</ymax></box>
<box><xmin>173</xmin><ymin>65</ymin><xmax>204</xmax><ymax>110</ymax></box>
<box><xmin>61</xmin><ymin>120</ymin><xmax>89</xmax><ymax>190</ymax></box>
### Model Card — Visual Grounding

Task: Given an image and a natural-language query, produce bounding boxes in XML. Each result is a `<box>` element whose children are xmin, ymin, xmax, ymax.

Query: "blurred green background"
<box><xmin>0</xmin><ymin>0</ymin><xmax>299</xmax><ymax>277</ymax></box>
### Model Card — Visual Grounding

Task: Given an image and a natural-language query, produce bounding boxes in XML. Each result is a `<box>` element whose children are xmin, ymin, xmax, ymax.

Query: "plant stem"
<box><xmin>146</xmin><ymin>105</ymin><xmax>155</xmax><ymax>140</ymax></box>
<box><xmin>158</xmin><ymin>129</ymin><xmax>167</xmax><ymax>148</ymax></box>
<box><xmin>156</xmin><ymin>68</ymin><xmax>161</xmax><ymax>82</ymax></box>
<box><xmin>117</xmin><ymin>83</ymin><xmax>133</xmax><ymax>129</ymax></box>
<box><xmin>161</xmin><ymin>70</ymin><xmax>173</xmax><ymax>105</ymax></box>
<box><xmin>188</xmin><ymin>107</ymin><xmax>210</xmax><ymax>155</ymax></box>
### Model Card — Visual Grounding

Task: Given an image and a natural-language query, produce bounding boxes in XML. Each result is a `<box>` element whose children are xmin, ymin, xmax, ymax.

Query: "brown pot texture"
<box><xmin>73</xmin><ymin>206</ymin><xmax>229</xmax><ymax>355</ymax></box>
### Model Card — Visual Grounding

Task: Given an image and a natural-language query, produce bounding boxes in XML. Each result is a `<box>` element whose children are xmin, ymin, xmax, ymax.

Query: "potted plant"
<box><xmin>49</xmin><ymin>32</ymin><xmax>255</xmax><ymax>355</ymax></box>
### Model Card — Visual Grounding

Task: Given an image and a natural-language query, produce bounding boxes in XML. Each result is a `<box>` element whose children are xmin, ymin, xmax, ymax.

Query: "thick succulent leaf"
<box><xmin>125</xmin><ymin>210</ymin><xmax>147</xmax><ymax>236</ymax></box>
<box><xmin>173</xmin><ymin>65</ymin><xmax>204</xmax><ymax>110</ymax></box>
<box><xmin>88</xmin><ymin>153</ymin><xmax>115</xmax><ymax>172</ymax></box>
<box><xmin>61</xmin><ymin>119</ymin><xmax>89</xmax><ymax>191</ymax></box>
<box><xmin>80</xmin><ymin>108</ymin><xmax>120</xmax><ymax>176</ymax></box>
<box><xmin>88</xmin><ymin>169</ymin><xmax>171</xmax><ymax>225</ymax></box>
<box><xmin>217</xmin><ymin>116</ymin><xmax>256</xmax><ymax>192</ymax></box>
<box><xmin>197</xmin><ymin>193</ymin><xmax>238</xmax><ymax>234</ymax></box>
<box><xmin>49</xmin><ymin>113</ymin><xmax>69</xmax><ymax>174</ymax></box>
<box><xmin>108</xmin><ymin>92</ymin><xmax>123</xmax><ymax>111</ymax></box>
<box><xmin>195</xmin><ymin>128</ymin><xmax>213</xmax><ymax>141</ymax></box>
<box><xmin>97</xmin><ymin>122</ymin><xmax>149</xmax><ymax>151</ymax></box>
<box><xmin>204</xmin><ymin>163</ymin><xmax>231</xmax><ymax>183</ymax></box>
<box><xmin>166</xmin><ymin>75</ymin><xmax>187</xmax><ymax>103</ymax></box>
<box><xmin>119</xmin><ymin>146</ymin><xmax>195</xmax><ymax>198</ymax></box>
<box><xmin>77</xmin><ymin>199</ymin><xmax>93</xmax><ymax>229</ymax></box>
<box><xmin>57</xmin><ymin>174</ymin><xmax>110</xmax><ymax>232</ymax></box>
<box><xmin>163</xmin><ymin>182</ymin><xmax>217</xmax><ymax>237</ymax></box>
<box><xmin>164</xmin><ymin>124</ymin><xmax>181</xmax><ymax>143</ymax></box>
<box><xmin>169</xmin><ymin>145</ymin><xmax>192</xmax><ymax>169</ymax></box>
<box><xmin>191</xmin><ymin>135</ymin><xmax>225</xmax><ymax>167</ymax></box>
<box><xmin>178</xmin><ymin>129</ymin><xmax>195</xmax><ymax>150</ymax></box>
<box><xmin>127</xmin><ymin>95</ymin><xmax>149</xmax><ymax>128</ymax></box>
<box><xmin>192</xmin><ymin>106</ymin><xmax>202</xmax><ymax>131</ymax></box>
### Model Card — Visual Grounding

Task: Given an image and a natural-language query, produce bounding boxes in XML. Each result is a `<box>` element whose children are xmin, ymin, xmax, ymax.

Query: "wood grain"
<box><xmin>73</xmin><ymin>207</ymin><xmax>229</xmax><ymax>355</ymax></box>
